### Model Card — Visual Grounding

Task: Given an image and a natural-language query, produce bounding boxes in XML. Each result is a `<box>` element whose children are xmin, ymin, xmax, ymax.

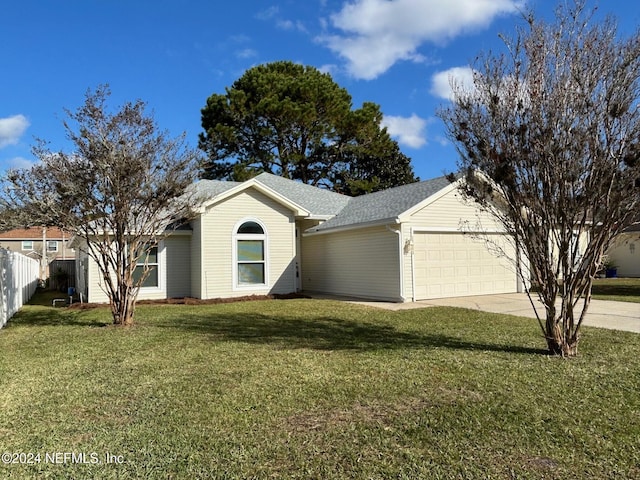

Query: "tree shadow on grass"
<box><xmin>26</xmin><ymin>289</ymin><xmax>69</xmax><ymax>307</ymax></box>
<box><xmin>9</xmin><ymin>306</ymin><xmax>109</xmax><ymax>328</ymax></box>
<box><xmin>591</xmin><ymin>280</ymin><xmax>640</xmax><ymax>298</ymax></box>
<box><xmin>156</xmin><ymin>312</ymin><xmax>547</xmax><ymax>355</ymax></box>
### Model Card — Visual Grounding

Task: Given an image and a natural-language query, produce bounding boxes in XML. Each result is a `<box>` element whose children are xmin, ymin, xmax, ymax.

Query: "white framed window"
<box><xmin>132</xmin><ymin>242</ymin><xmax>165</xmax><ymax>291</ymax></box>
<box><xmin>47</xmin><ymin>240</ymin><xmax>58</xmax><ymax>252</ymax></box>
<box><xmin>233</xmin><ymin>219</ymin><xmax>268</xmax><ymax>288</ymax></box>
<box><xmin>22</xmin><ymin>241</ymin><xmax>33</xmax><ymax>251</ymax></box>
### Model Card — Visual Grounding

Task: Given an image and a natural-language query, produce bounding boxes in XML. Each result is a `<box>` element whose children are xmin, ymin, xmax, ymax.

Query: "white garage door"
<box><xmin>413</xmin><ymin>232</ymin><xmax>518</xmax><ymax>300</ymax></box>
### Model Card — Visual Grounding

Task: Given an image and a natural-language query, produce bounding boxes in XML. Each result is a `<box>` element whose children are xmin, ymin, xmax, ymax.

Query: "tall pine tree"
<box><xmin>199</xmin><ymin>61</ymin><xmax>417</xmax><ymax>194</ymax></box>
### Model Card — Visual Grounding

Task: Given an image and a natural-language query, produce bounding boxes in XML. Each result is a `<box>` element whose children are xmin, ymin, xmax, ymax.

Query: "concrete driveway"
<box><xmin>333</xmin><ymin>293</ymin><xmax>640</xmax><ymax>333</ymax></box>
<box><xmin>422</xmin><ymin>293</ymin><xmax>640</xmax><ymax>333</ymax></box>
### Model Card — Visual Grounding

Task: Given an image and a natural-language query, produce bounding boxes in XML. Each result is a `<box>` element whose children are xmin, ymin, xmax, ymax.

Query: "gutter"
<box><xmin>303</xmin><ymin>217</ymin><xmax>401</xmax><ymax>237</ymax></box>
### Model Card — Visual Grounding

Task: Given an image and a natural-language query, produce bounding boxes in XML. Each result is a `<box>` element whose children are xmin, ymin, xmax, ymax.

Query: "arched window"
<box><xmin>237</xmin><ymin>221</ymin><xmax>264</xmax><ymax>235</ymax></box>
<box><xmin>235</xmin><ymin>220</ymin><xmax>267</xmax><ymax>286</ymax></box>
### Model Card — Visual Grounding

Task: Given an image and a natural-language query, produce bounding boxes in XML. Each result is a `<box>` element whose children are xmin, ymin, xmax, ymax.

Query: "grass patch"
<box><xmin>591</xmin><ymin>277</ymin><xmax>640</xmax><ymax>303</ymax></box>
<box><xmin>27</xmin><ymin>289</ymin><xmax>71</xmax><ymax>307</ymax></box>
<box><xmin>1</xmin><ymin>293</ymin><xmax>639</xmax><ymax>479</ymax></box>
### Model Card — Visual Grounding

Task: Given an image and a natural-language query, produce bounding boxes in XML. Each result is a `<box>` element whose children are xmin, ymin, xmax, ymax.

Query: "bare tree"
<box><xmin>2</xmin><ymin>86</ymin><xmax>201</xmax><ymax>326</ymax></box>
<box><xmin>438</xmin><ymin>1</ymin><xmax>640</xmax><ymax>356</ymax></box>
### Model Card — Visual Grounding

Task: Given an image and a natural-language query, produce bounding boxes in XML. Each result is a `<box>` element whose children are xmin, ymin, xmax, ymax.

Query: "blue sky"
<box><xmin>1</xmin><ymin>1</ymin><xmax>639</xmax><ymax>181</ymax></box>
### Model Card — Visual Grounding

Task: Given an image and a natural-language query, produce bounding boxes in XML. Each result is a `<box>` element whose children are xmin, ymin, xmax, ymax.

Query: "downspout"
<box><xmin>410</xmin><ymin>227</ymin><xmax>416</xmax><ymax>302</ymax></box>
<box><xmin>386</xmin><ymin>223</ymin><xmax>405</xmax><ymax>302</ymax></box>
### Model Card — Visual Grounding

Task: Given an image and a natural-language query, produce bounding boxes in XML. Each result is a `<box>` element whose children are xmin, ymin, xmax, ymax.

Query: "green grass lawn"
<box><xmin>1</xmin><ymin>294</ymin><xmax>639</xmax><ymax>479</ymax></box>
<box><xmin>591</xmin><ymin>277</ymin><xmax>640</xmax><ymax>303</ymax></box>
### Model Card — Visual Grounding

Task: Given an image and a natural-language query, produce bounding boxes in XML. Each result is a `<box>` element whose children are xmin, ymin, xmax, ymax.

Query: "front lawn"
<box><xmin>0</xmin><ymin>295</ymin><xmax>638</xmax><ymax>479</ymax></box>
<box><xmin>591</xmin><ymin>277</ymin><xmax>640</xmax><ymax>303</ymax></box>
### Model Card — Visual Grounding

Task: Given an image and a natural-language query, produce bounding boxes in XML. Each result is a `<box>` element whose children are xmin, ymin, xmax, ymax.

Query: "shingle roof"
<box><xmin>307</xmin><ymin>176</ymin><xmax>453</xmax><ymax>233</ymax></box>
<box><xmin>253</xmin><ymin>173</ymin><xmax>350</xmax><ymax>217</ymax></box>
<box><xmin>190</xmin><ymin>179</ymin><xmax>241</xmax><ymax>199</ymax></box>
<box><xmin>191</xmin><ymin>173</ymin><xmax>350</xmax><ymax>217</ymax></box>
<box><xmin>190</xmin><ymin>173</ymin><xmax>454</xmax><ymax>233</ymax></box>
<box><xmin>0</xmin><ymin>227</ymin><xmax>71</xmax><ymax>239</ymax></box>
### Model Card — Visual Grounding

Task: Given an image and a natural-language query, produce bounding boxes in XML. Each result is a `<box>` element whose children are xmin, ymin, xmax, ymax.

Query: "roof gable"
<box><xmin>192</xmin><ymin>173</ymin><xmax>350</xmax><ymax>218</ymax></box>
<box><xmin>308</xmin><ymin>176</ymin><xmax>453</xmax><ymax>233</ymax></box>
<box><xmin>253</xmin><ymin>173</ymin><xmax>350</xmax><ymax>217</ymax></box>
<box><xmin>191</xmin><ymin>173</ymin><xmax>457</xmax><ymax>232</ymax></box>
<box><xmin>195</xmin><ymin>176</ymin><xmax>310</xmax><ymax>216</ymax></box>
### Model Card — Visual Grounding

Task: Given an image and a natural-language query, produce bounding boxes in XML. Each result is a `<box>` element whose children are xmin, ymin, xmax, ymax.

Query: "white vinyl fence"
<box><xmin>0</xmin><ymin>248</ymin><xmax>39</xmax><ymax>329</ymax></box>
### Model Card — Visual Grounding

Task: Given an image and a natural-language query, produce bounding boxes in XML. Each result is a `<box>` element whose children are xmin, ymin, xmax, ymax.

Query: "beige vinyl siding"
<box><xmin>301</xmin><ymin>225</ymin><xmax>402</xmax><ymax>301</ymax></box>
<box><xmin>199</xmin><ymin>188</ymin><xmax>297</xmax><ymax>298</ymax></box>
<box><xmin>83</xmin><ymin>238</ymin><xmax>182</xmax><ymax>303</ymax></box>
<box><xmin>607</xmin><ymin>232</ymin><xmax>640</xmax><ymax>277</ymax></box>
<box><xmin>295</xmin><ymin>219</ymin><xmax>324</xmax><ymax>294</ymax></box>
<box><xmin>166</xmin><ymin>234</ymin><xmax>192</xmax><ymax>298</ymax></box>
<box><xmin>297</xmin><ymin>219</ymin><xmax>323</xmax><ymax>232</ymax></box>
<box><xmin>548</xmin><ymin>230</ymin><xmax>591</xmax><ymax>279</ymax></box>
<box><xmin>86</xmin><ymin>251</ymin><xmax>110</xmax><ymax>303</ymax></box>
<box><xmin>74</xmin><ymin>243</ymin><xmax>89</xmax><ymax>302</ymax></box>
<box><xmin>405</xmin><ymin>188</ymin><xmax>506</xmax><ymax>231</ymax></box>
<box><xmin>401</xmin><ymin>188</ymin><xmax>516</xmax><ymax>301</ymax></box>
<box><xmin>190</xmin><ymin>217</ymin><xmax>203</xmax><ymax>298</ymax></box>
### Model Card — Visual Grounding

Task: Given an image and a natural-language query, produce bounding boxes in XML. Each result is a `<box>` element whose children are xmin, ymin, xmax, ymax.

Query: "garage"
<box><xmin>412</xmin><ymin>231</ymin><xmax>518</xmax><ymax>300</ymax></box>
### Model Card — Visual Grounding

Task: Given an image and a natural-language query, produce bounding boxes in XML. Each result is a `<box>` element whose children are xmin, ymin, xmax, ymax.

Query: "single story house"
<box><xmin>75</xmin><ymin>172</ymin><xmax>527</xmax><ymax>303</ymax></box>
<box><xmin>606</xmin><ymin>224</ymin><xmax>640</xmax><ymax>277</ymax></box>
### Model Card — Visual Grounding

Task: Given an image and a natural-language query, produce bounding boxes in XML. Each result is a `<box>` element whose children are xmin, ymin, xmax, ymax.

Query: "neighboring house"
<box><xmin>0</xmin><ymin>227</ymin><xmax>75</xmax><ymax>282</ymax></box>
<box><xmin>75</xmin><ymin>172</ymin><xmax>528</xmax><ymax>303</ymax></box>
<box><xmin>606</xmin><ymin>224</ymin><xmax>640</xmax><ymax>277</ymax></box>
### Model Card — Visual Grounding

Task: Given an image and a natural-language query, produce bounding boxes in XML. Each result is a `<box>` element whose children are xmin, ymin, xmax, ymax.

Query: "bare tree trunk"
<box><xmin>545</xmin><ymin>322</ymin><xmax>579</xmax><ymax>356</ymax></box>
<box><xmin>110</xmin><ymin>283</ymin><xmax>136</xmax><ymax>326</ymax></box>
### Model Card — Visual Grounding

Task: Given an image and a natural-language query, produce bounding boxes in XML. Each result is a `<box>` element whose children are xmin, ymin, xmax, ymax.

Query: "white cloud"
<box><xmin>0</xmin><ymin>114</ymin><xmax>30</xmax><ymax>149</ymax></box>
<box><xmin>320</xmin><ymin>0</ymin><xmax>523</xmax><ymax>79</ymax></box>
<box><xmin>432</xmin><ymin>67</ymin><xmax>531</xmax><ymax>107</ymax></box>
<box><xmin>255</xmin><ymin>6</ymin><xmax>279</xmax><ymax>21</ymax></box>
<box><xmin>228</xmin><ymin>34</ymin><xmax>251</xmax><ymax>44</ymax></box>
<box><xmin>257</xmin><ymin>6</ymin><xmax>307</xmax><ymax>33</ymax></box>
<box><xmin>277</xmin><ymin>19</ymin><xmax>308</xmax><ymax>33</ymax></box>
<box><xmin>236</xmin><ymin>48</ymin><xmax>258</xmax><ymax>59</ymax></box>
<box><xmin>430</xmin><ymin>66</ymin><xmax>476</xmax><ymax>100</ymax></box>
<box><xmin>278</xmin><ymin>19</ymin><xmax>294</xmax><ymax>29</ymax></box>
<box><xmin>6</xmin><ymin>156</ymin><xmax>36</xmax><ymax>170</ymax></box>
<box><xmin>318</xmin><ymin>63</ymin><xmax>339</xmax><ymax>76</ymax></box>
<box><xmin>382</xmin><ymin>113</ymin><xmax>429</xmax><ymax>148</ymax></box>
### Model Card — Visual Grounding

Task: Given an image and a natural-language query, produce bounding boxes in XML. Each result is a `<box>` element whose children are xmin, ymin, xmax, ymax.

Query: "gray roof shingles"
<box><xmin>190</xmin><ymin>173</ymin><xmax>453</xmax><ymax>233</ymax></box>
<box><xmin>253</xmin><ymin>172</ymin><xmax>350</xmax><ymax>217</ymax></box>
<box><xmin>308</xmin><ymin>176</ymin><xmax>452</xmax><ymax>232</ymax></box>
<box><xmin>190</xmin><ymin>179</ymin><xmax>241</xmax><ymax>198</ymax></box>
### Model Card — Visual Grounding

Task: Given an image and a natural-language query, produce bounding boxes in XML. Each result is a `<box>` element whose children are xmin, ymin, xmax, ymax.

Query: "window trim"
<box><xmin>232</xmin><ymin>218</ymin><xmax>269</xmax><ymax>290</ymax></box>
<box><xmin>46</xmin><ymin>240</ymin><xmax>59</xmax><ymax>253</ymax></box>
<box><xmin>22</xmin><ymin>240</ymin><xmax>33</xmax><ymax>251</ymax></box>
<box><xmin>133</xmin><ymin>241</ymin><xmax>165</xmax><ymax>294</ymax></box>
